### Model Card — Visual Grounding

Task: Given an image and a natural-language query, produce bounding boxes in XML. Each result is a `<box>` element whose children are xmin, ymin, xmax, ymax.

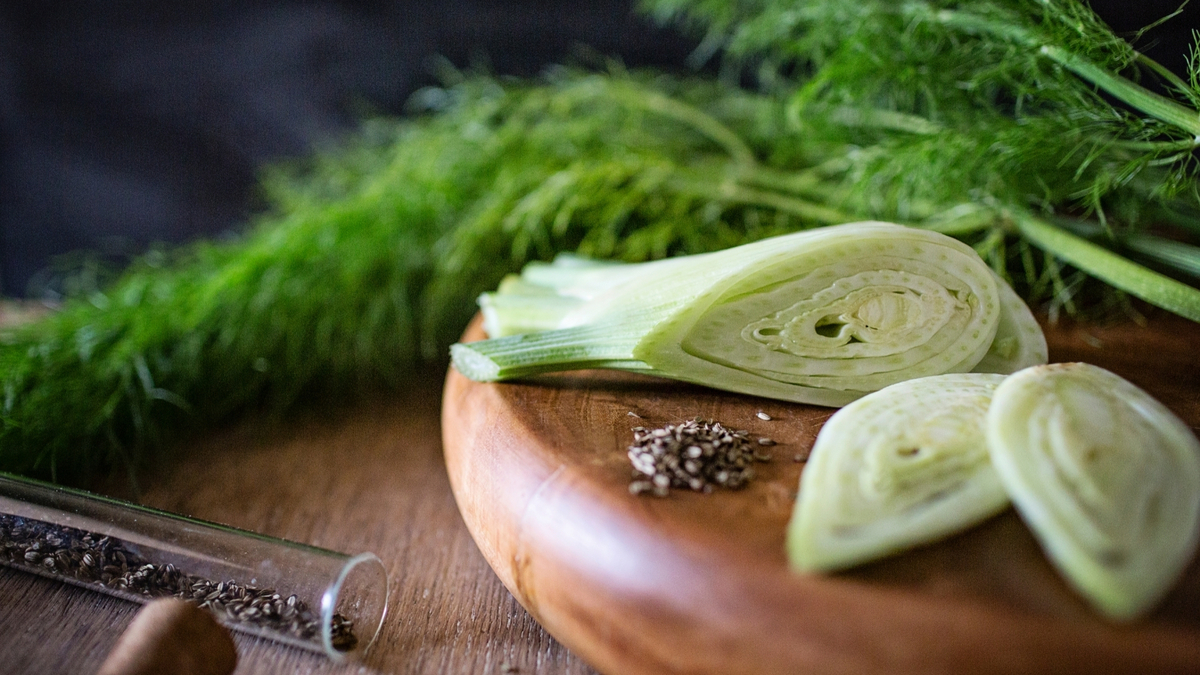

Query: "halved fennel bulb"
<box><xmin>788</xmin><ymin>374</ymin><xmax>1010</xmax><ymax>571</ymax></box>
<box><xmin>453</xmin><ymin>221</ymin><xmax>1047</xmax><ymax>406</ymax></box>
<box><xmin>972</xmin><ymin>276</ymin><xmax>1047</xmax><ymax>374</ymax></box>
<box><xmin>987</xmin><ymin>363</ymin><xmax>1200</xmax><ymax>620</ymax></box>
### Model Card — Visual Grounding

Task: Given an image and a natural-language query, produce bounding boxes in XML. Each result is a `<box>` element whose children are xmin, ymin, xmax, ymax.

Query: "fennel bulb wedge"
<box><xmin>972</xmin><ymin>274</ymin><xmax>1047</xmax><ymax>374</ymax></box>
<box><xmin>987</xmin><ymin>363</ymin><xmax>1200</xmax><ymax>620</ymax></box>
<box><xmin>452</xmin><ymin>221</ymin><xmax>1046</xmax><ymax>406</ymax></box>
<box><xmin>788</xmin><ymin>374</ymin><xmax>1010</xmax><ymax>572</ymax></box>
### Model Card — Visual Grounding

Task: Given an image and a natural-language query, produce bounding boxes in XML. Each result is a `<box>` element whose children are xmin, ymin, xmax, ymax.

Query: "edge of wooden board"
<box><xmin>442</xmin><ymin>314</ymin><xmax>1200</xmax><ymax>675</ymax></box>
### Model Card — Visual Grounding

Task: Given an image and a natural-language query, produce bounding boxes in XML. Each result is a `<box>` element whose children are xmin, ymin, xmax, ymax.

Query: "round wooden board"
<box><xmin>442</xmin><ymin>314</ymin><xmax>1200</xmax><ymax>675</ymax></box>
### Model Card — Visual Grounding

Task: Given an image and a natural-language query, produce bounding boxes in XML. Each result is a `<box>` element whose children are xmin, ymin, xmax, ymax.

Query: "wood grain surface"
<box><xmin>443</xmin><ymin>312</ymin><xmax>1200</xmax><ymax>675</ymax></box>
<box><xmin>0</xmin><ymin>367</ymin><xmax>597</xmax><ymax>675</ymax></box>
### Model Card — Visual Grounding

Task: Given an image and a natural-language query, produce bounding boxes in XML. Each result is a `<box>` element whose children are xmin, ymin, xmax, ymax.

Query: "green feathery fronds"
<box><xmin>0</xmin><ymin>72</ymin><xmax>838</xmax><ymax>480</ymax></box>
<box><xmin>642</xmin><ymin>0</ymin><xmax>1200</xmax><ymax>212</ymax></box>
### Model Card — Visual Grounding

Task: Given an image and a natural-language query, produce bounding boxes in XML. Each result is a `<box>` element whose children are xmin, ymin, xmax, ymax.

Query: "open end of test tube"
<box><xmin>320</xmin><ymin>552</ymin><xmax>389</xmax><ymax>661</ymax></box>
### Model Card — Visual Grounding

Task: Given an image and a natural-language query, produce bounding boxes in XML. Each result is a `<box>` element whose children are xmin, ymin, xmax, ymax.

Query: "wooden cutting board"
<box><xmin>441</xmin><ymin>313</ymin><xmax>1200</xmax><ymax>675</ymax></box>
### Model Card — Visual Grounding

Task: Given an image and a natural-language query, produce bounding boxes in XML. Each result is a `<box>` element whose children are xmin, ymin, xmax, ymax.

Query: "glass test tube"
<box><xmin>0</xmin><ymin>472</ymin><xmax>388</xmax><ymax>662</ymax></box>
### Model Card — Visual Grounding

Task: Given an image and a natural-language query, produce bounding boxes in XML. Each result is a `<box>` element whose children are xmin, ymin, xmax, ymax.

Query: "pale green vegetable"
<box><xmin>788</xmin><ymin>374</ymin><xmax>1010</xmax><ymax>571</ymax></box>
<box><xmin>972</xmin><ymin>274</ymin><xmax>1048</xmax><ymax>374</ymax></box>
<box><xmin>987</xmin><ymin>363</ymin><xmax>1200</xmax><ymax>620</ymax></box>
<box><xmin>479</xmin><ymin>255</ymin><xmax>659</xmax><ymax>337</ymax></box>
<box><xmin>479</xmin><ymin>277</ymin><xmax>582</xmax><ymax>338</ymax></box>
<box><xmin>454</xmin><ymin>221</ymin><xmax>1046</xmax><ymax>406</ymax></box>
<box><xmin>481</xmin><ymin>253</ymin><xmax>1047</xmax><ymax>374</ymax></box>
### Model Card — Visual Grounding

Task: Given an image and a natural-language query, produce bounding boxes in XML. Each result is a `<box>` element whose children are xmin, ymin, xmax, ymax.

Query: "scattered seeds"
<box><xmin>0</xmin><ymin>513</ymin><xmax>357</xmax><ymax>651</ymax></box>
<box><xmin>627</xmin><ymin>418</ymin><xmax>766</xmax><ymax>496</ymax></box>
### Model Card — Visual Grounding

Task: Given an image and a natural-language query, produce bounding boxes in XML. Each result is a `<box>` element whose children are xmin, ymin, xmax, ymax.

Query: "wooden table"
<box><xmin>0</xmin><ymin>366</ymin><xmax>598</xmax><ymax>675</ymax></box>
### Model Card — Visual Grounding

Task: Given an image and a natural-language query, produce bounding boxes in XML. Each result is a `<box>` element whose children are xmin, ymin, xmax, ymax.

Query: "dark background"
<box><xmin>0</xmin><ymin>0</ymin><xmax>1194</xmax><ymax>297</ymax></box>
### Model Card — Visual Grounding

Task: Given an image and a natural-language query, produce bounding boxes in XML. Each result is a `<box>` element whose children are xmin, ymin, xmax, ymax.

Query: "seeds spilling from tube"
<box><xmin>0</xmin><ymin>513</ymin><xmax>358</xmax><ymax>651</ymax></box>
<box><xmin>628</xmin><ymin>418</ymin><xmax>772</xmax><ymax>496</ymax></box>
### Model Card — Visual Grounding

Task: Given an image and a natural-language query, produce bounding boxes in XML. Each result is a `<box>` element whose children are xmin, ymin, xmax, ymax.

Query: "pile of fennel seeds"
<box><xmin>788</xmin><ymin>363</ymin><xmax>1200</xmax><ymax>621</ymax></box>
<box><xmin>627</xmin><ymin>417</ymin><xmax>776</xmax><ymax>496</ymax></box>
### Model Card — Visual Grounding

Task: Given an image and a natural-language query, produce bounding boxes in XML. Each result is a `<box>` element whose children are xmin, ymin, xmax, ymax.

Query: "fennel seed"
<box><xmin>0</xmin><ymin>513</ymin><xmax>357</xmax><ymax>651</ymax></box>
<box><xmin>627</xmin><ymin>418</ymin><xmax>768</xmax><ymax>497</ymax></box>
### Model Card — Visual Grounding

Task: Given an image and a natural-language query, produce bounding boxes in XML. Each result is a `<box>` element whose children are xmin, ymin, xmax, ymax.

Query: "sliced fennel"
<box><xmin>454</xmin><ymin>221</ymin><xmax>1047</xmax><ymax>406</ymax></box>
<box><xmin>481</xmin><ymin>254</ymin><xmax>1047</xmax><ymax>373</ymax></box>
<box><xmin>987</xmin><ymin>363</ymin><xmax>1200</xmax><ymax>620</ymax></box>
<box><xmin>972</xmin><ymin>274</ymin><xmax>1047</xmax><ymax>374</ymax></box>
<box><xmin>788</xmin><ymin>374</ymin><xmax>1010</xmax><ymax>572</ymax></box>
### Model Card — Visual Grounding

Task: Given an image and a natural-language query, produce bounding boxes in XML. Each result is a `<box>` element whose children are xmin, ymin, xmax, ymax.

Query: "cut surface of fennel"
<box><xmin>788</xmin><ymin>373</ymin><xmax>1010</xmax><ymax>571</ymax></box>
<box><xmin>987</xmin><ymin>363</ymin><xmax>1200</xmax><ymax>621</ymax></box>
<box><xmin>454</xmin><ymin>221</ymin><xmax>1047</xmax><ymax>406</ymax></box>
